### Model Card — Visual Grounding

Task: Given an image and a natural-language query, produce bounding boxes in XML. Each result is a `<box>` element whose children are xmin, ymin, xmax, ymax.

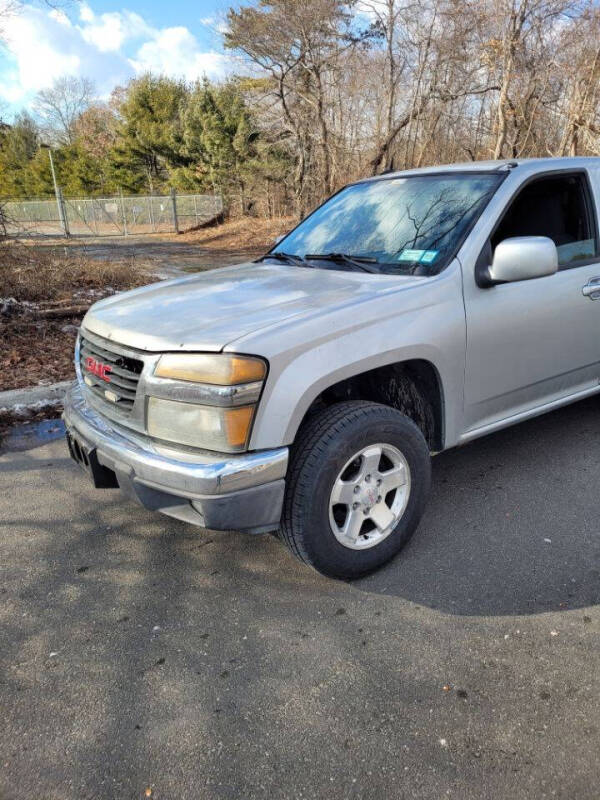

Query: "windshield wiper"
<box><xmin>305</xmin><ymin>252</ymin><xmax>379</xmax><ymax>273</ymax></box>
<box><xmin>257</xmin><ymin>251</ymin><xmax>309</xmax><ymax>266</ymax></box>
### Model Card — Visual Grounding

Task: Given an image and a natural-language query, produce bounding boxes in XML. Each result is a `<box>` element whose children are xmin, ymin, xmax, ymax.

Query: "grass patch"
<box><xmin>181</xmin><ymin>215</ymin><xmax>295</xmax><ymax>251</ymax></box>
<box><xmin>0</xmin><ymin>242</ymin><xmax>144</xmax><ymax>303</ymax></box>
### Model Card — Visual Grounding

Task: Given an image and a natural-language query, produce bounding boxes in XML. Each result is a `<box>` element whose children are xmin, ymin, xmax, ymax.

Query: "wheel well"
<box><xmin>300</xmin><ymin>360</ymin><xmax>444</xmax><ymax>451</ymax></box>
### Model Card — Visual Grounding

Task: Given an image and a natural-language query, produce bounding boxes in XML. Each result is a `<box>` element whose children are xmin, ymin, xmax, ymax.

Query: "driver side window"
<box><xmin>491</xmin><ymin>173</ymin><xmax>598</xmax><ymax>269</ymax></box>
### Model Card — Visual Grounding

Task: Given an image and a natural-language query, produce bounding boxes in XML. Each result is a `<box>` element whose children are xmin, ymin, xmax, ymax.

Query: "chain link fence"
<box><xmin>2</xmin><ymin>192</ymin><xmax>223</xmax><ymax>238</ymax></box>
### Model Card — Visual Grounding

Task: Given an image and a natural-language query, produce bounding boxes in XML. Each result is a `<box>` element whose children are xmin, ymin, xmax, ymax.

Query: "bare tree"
<box><xmin>368</xmin><ymin>0</ymin><xmax>500</xmax><ymax>173</ymax></box>
<box><xmin>556</xmin><ymin>6</ymin><xmax>600</xmax><ymax>156</ymax></box>
<box><xmin>488</xmin><ymin>0</ymin><xmax>583</xmax><ymax>159</ymax></box>
<box><xmin>5</xmin><ymin>0</ymin><xmax>600</xmax><ymax>218</ymax></box>
<box><xmin>359</xmin><ymin>0</ymin><xmax>409</xmax><ymax>170</ymax></box>
<box><xmin>223</xmin><ymin>0</ymin><xmax>600</xmax><ymax>214</ymax></box>
<box><xmin>226</xmin><ymin>0</ymin><xmax>366</xmax><ymax>216</ymax></box>
<box><xmin>34</xmin><ymin>76</ymin><xmax>96</xmax><ymax>145</ymax></box>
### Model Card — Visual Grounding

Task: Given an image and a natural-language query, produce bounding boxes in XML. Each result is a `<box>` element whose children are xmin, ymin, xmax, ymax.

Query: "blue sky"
<box><xmin>0</xmin><ymin>0</ymin><xmax>240</xmax><ymax>118</ymax></box>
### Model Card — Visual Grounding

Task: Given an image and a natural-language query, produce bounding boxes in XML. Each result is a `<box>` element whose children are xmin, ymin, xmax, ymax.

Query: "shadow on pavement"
<box><xmin>357</xmin><ymin>396</ymin><xmax>600</xmax><ymax>616</ymax></box>
<box><xmin>1</xmin><ymin>407</ymin><xmax>599</xmax><ymax>798</ymax></box>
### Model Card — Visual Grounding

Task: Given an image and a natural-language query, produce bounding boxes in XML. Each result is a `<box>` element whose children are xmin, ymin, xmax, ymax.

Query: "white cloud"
<box><xmin>130</xmin><ymin>26</ymin><xmax>232</xmax><ymax>81</ymax></box>
<box><xmin>79</xmin><ymin>3</ymin><xmax>95</xmax><ymax>24</ymax></box>
<box><xmin>78</xmin><ymin>5</ymin><xmax>154</xmax><ymax>53</ymax></box>
<box><xmin>200</xmin><ymin>15</ymin><xmax>228</xmax><ymax>35</ymax></box>
<box><xmin>0</xmin><ymin>2</ymin><xmax>237</xmax><ymax>110</ymax></box>
<box><xmin>1</xmin><ymin>8</ymin><xmax>91</xmax><ymax>98</ymax></box>
<box><xmin>48</xmin><ymin>9</ymin><xmax>72</xmax><ymax>26</ymax></box>
<box><xmin>0</xmin><ymin>5</ymin><xmax>134</xmax><ymax>104</ymax></box>
<box><xmin>0</xmin><ymin>70</ymin><xmax>28</xmax><ymax>104</ymax></box>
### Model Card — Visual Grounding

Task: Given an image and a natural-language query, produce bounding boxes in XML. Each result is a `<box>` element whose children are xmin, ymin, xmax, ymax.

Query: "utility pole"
<box><xmin>119</xmin><ymin>188</ymin><xmax>128</xmax><ymax>235</ymax></box>
<box><xmin>170</xmin><ymin>188</ymin><xmax>179</xmax><ymax>234</ymax></box>
<box><xmin>42</xmin><ymin>144</ymin><xmax>69</xmax><ymax>237</ymax></box>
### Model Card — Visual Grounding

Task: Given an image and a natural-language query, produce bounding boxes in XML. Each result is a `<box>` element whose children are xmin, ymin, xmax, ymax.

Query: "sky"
<box><xmin>0</xmin><ymin>0</ymin><xmax>240</xmax><ymax>118</ymax></box>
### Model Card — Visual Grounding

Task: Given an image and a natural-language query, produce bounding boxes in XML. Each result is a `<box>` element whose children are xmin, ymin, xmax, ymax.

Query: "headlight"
<box><xmin>147</xmin><ymin>398</ymin><xmax>255</xmax><ymax>452</ymax></box>
<box><xmin>148</xmin><ymin>353</ymin><xmax>267</xmax><ymax>452</ymax></box>
<box><xmin>154</xmin><ymin>353</ymin><xmax>266</xmax><ymax>385</ymax></box>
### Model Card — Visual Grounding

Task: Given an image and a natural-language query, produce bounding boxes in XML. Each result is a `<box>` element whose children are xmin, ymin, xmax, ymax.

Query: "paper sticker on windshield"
<box><xmin>420</xmin><ymin>250</ymin><xmax>438</xmax><ymax>264</ymax></box>
<box><xmin>398</xmin><ymin>249</ymin><xmax>425</xmax><ymax>262</ymax></box>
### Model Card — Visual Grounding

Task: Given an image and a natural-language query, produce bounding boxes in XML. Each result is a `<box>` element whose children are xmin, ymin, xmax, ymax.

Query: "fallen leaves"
<box><xmin>0</xmin><ymin>241</ymin><xmax>149</xmax><ymax>392</ymax></box>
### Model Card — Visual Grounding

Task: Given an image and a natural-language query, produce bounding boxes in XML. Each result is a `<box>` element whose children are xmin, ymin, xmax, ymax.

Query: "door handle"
<box><xmin>582</xmin><ymin>278</ymin><xmax>600</xmax><ymax>299</ymax></box>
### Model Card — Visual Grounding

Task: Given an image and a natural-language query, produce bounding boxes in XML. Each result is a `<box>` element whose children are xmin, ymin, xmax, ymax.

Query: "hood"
<box><xmin>82</xmin><ymin>261</ymin><xmax>422</xmax><ymax>352</ymax></box>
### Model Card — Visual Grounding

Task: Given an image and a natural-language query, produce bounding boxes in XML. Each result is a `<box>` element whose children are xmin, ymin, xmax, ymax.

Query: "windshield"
<box><xmin>271</xmin><ymin>172</ymin><xmax>503</xmax><ymax>275</ymax></box>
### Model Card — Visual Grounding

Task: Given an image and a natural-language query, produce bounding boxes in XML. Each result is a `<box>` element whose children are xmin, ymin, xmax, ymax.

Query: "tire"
<box><xmin>279</xmin><ymin>401</ymin><xmax>431</xmax><ymax>579</ymax></box>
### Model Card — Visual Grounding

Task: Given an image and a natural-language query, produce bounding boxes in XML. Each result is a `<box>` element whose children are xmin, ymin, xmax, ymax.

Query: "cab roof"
<box><xmin>362</xmin><ymin>156</ymin><xmax>600</xmax><ymax>183</ymax></box>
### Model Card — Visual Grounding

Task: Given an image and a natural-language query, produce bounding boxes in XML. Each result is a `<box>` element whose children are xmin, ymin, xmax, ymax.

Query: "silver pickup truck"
<box><xmin>65</xmin><ymin>157</ymin><xmax>600</xmax><ymax>578</ymax></box>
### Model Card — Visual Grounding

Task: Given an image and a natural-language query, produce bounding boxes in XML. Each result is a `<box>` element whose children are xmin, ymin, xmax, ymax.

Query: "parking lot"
<box><xmin>1</xmin><ymin>397</ymin><xmax>599</xmax><ymax>799</ymax></box>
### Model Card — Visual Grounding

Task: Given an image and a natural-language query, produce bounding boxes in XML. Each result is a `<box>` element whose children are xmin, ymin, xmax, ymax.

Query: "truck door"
<box><xmin>462</xmin><ymin>170</ymin><xmax>600</xmax><ymax>437</ymax></box>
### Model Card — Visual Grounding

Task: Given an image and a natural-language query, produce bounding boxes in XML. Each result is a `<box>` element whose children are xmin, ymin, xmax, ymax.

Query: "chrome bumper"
<box><xmin>63</xmin><ymin>382</ymin><xmax>288</xmax><ymax>532</ymax></box>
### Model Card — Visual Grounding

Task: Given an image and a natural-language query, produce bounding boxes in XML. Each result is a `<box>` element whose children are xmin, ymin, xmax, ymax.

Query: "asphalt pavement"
<box><xmin>1</xmin><ymin>398</ymin><xmax>599</xmax><ymax>799</ymax></box>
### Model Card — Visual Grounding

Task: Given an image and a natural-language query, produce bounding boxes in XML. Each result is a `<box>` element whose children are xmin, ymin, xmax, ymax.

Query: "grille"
<box><xmin>79</xmin><ymin>333</ymin><xmax>143</xmax><ymax>415</ymax></box>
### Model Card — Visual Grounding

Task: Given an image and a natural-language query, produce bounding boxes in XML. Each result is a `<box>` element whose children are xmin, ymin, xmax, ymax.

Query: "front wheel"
<box><xmin>279</xmin><ymin>401</ymin><xmax>431</xmax><ymax>578</ymax></box>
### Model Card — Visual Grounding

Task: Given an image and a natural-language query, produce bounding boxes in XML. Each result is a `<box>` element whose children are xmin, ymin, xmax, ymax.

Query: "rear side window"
<box><xmin>491</xmin><ymin>173</ymin><xmax>598</xmax><ymax>268</ymax></box>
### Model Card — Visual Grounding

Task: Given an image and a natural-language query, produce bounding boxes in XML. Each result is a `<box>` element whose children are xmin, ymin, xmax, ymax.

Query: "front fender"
<box><xmin>246</xmin><ymin>263</ymin><xmax>466</xmax><ymax>451</ymax></box>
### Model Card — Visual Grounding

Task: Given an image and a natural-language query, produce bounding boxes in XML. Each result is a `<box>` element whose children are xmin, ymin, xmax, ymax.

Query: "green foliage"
<box><xmin>0</xmin><ymin>113</ymin><xmax>40</xmax><ymax>197</ymax></box>
<box><xmin>174</xmin><ymin>80</ymin><xmax>253</xmax><ymax>192</ymax></box>
<box><xmin>0</xmin><ymin>75</ymin><xmax>292</xmax><ymax>212</ymax></box>
<box><xmin>109</xmin><ymin>74</ymin><xmax>190</xmax><ymax>194</ymax></box>
<box><xmin>23</xmin><ymin>148</ymin><xmax>55</xmax><ymax>196</ymax></box>
<box><xmin>174</xmin><ymin>79</ymin><xmax>291</xmax><ymax>212</ymax></box>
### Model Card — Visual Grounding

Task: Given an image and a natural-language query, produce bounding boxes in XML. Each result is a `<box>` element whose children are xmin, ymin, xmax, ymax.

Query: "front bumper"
<box><xmin>63</xmin><ymin>382</ymin><xmax>288</xmax><ymax>533</ymax></box>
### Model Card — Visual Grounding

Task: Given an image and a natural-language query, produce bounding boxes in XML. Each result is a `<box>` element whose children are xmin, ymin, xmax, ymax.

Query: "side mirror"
<box><xmin>487</xmin><ymin>236</ymin><xmax>558</xmax><ymax>284</ymax></box>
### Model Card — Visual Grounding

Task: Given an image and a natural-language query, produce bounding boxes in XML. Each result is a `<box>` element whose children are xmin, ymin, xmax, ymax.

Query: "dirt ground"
<box><xmin>1</xmin><ymin>217</ymin><xmax>291</xmax><ymax>396</ymax></box>
<box><xmin>1</xmin><ymin>245</ymin><xmax>145</xmax><ymax>393</ymax></box>
<box><xmin>19</xmin><ymin>216</ymin><xmax>294</xmax><ymax>276</ymax></box>
<box><xmin>2</xmin><ymin>315</ymin><xmax>81</xmax><ymax>391</ymax></box>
